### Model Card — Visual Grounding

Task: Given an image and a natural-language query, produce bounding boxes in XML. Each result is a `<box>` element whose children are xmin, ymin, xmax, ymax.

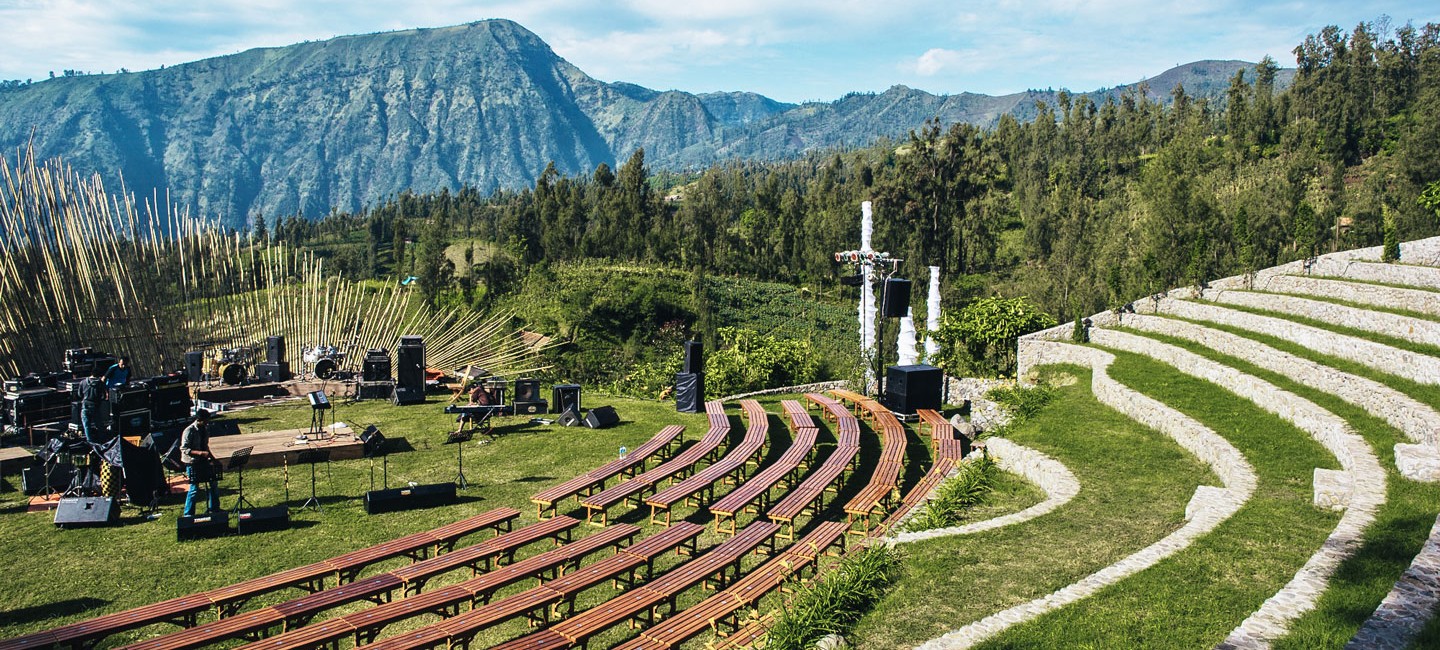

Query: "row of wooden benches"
<box><xmin>0</xmin><ymin>509</ymin><xmax>523</xmax><ymax>650</ymax></box>
<box><xmin>709</xmin><ymin>400</ymin><xmax>820</xmax><ymax>535</ymax></box>
<box><xmin>530</xmin><ymin>425</ymin><xmax>687</xmax><ymax>519</ymax></box>
<box><xmin>580</xmin><ymin>402</ymin><xmax>733</xmax><ymax>526</ymax></box>
<box><xmin>643</xmin><ymin>400</ymin><xmax>771</xmax><ymax>526</ymax></box>
<box><xmin>830</xmin><ymin>390</ymin><xmax>908</xmax><ymax>535</ymax></box>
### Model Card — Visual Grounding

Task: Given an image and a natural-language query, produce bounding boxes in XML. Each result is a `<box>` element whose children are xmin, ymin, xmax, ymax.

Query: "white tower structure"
<box><xmin>897</xmin><ymin>307</ymin><xmax>919</xmax><ymax>366</ymax></box>
<box><xmin>924</xmin><ymin>265</ymin><xmax>942</xmax><ymax>361</ymax></box>
<box><xmin>859</xmin><ymin>201</ymin><xmax>877</xmax><ymax>386</ymax></box>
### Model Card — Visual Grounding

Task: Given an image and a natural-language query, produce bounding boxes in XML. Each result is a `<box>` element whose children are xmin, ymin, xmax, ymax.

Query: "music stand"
<box><xmin>228</xmin><ymin>446</ymin><xmax>255</xmax><ymax>512</ymax></box>
<box><xmin>295</xmin><ymin>448</ymin><xmax>330</xmax><ymax>511</ymax></box>
<box><xmin>308</xmin><ymin>391</ymin><xmax>332</xmax><ymax>439</ymax></box>
<box><xmin>453</xmin><ymin>434</ymin><xmax>469</xmax><ymax>490</ymax></box>
<box><xmin>363</xmin><ymin>426</ymin><xmax>389</xmax><ymax>492</ymax></box>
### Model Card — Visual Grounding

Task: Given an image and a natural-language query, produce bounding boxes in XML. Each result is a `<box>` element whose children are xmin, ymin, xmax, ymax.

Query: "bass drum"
<box><xmin>220</xmin><ymin>363</ymin><xmax>248</xmax><ymax>386</ymax></box>
<box><xmin>313</xmin><ymin>358</ymin><xmax>338</xmax><ymax>380</ymax></box>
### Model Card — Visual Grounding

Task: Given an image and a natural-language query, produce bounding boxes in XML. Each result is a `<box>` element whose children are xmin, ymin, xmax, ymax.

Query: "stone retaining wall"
<box><xmin>1204</xmin><ymin>289</ymin><xmax>1440</xmax><ymax>349</ymax></box>
<box><xmin>716</xmin><ymin>380</ymin><xmax>848</xmax><ymax>403</ymax></box>
<box><xmin>1257</xmin><ymin>275</ymin><xmax>1440</xmax><ymax>317</ymax></box>
<box><xmin>1347</xmin><ymin>513</ymin><xmax>1440</xmax><ymax>650</ymax></box>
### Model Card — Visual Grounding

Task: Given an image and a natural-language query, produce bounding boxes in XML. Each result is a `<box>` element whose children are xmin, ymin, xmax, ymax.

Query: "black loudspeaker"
<box><xmin>151</xmin><ymin>384</ymin><xmax>192</xmax><ymax>424</ymax></box>
<box><xmin>114</xmin><ymin>409</ymin><xmax>152</xmax><ymax>438</ymax></box>
<box><xmin>177</xmin><ymin>512</ymin><xmax>231</xmax><ymax>540</ymax></box>
<box><xmin>885</xmin><ymin>364</ymin><xmax>943</xmax><ymax>414</ymax></box>
<box><xmin>558</xmin><ymin>408</ymin><xmax>582</xmax><ymax>427</ymax></box>
<box><xmin>236</xmin><ymin>506</ymin><xmax>290</xmax><ymax>535</ymax></box>
<box><xmin>23</xmin><ymin>464</ymin><xmax>75</xmax><ymax>494</ymax></box>
<box><xmin>359</xmin><ymin>382</ymin><xmax>394</xmax><ymax>400</ymax></box>
<box><xmin>266</xmin><ymin>336</ymin><xmax>286</xmax><ymax>364</ymax></box>
<box><xmin>513</xmin><ymin>378</ymin><xmax>542</xmax><ymax>403</ymax></box>
<box><xmin>362</xmin><ymin>350</ymin><xmax>391</xmax><ymax>382</ymax></box>
<box><xmin>513</xmin><ymin>400</ymin><xmax>548</xmax><ymax>415</ymax></box>
<box><xmin>254</xmin><ymin>361</ymin><xmax>289</xmax><ymax>383</ymax></box>
<box><xmin>551</xmin><ymin>384</ymin><xmax>581</xmax><ymax>414</ymax></box>
<box><xmin>54</xmin><ymin>497</ymin><xmax>118</xmax><ymax>528</ymax></box>
<box><xmin>184</xmin><ymin>351</ymin><xmax>205</xmax><ymax>382</ymax></box>
<box><xmin>395</xmin><ymin>338</ymin><xmax>425</xmax><ymax>404</ymax></box>
<box><xmin>584</xmin><ymin>405</ymin><xmax>620</xmax><ymax>429</ymax></box>
<box><xmin>882</xmin><ymin>278</ymin><xmax>912</xmax><ymax>318</ymax></box>
<box><xmin>360</xmin><ymin>425</ymin><xmax>387</xmax><ymax>456</ymax></box>
<box><xmin>365</xmin><ymin>482</ymin><xmax>457</xmax><ymax>514</ymax></box>
<box><xmin>674</xmin><ymin>372</ymin><xmax>703</xmax><ymax>413</ymax></box>
<box><xmin>683</xmin><ymin>341</ymin><xmax>704</xmax><ymax>375</ymax></box>
<box><xmin>112</xmin><ymin>384</ymin><xmax>151</xmax><ymax>412</ymax></box>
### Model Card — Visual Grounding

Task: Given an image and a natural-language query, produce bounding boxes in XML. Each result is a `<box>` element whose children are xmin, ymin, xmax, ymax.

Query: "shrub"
<box><xmin>764</xmin><ymin>546</ymin><xmax>904</xmax><ymax>650</ymax></box>
<box><xmin>902</xmin><ymin>454</ymin><xmax>997</xmax><ymax>532</ymax></box>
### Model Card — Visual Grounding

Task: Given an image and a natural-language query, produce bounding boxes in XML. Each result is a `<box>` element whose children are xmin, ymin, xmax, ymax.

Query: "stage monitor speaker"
<box><xmin>255</xmin><ymin>361</ymin><xmax>289</xmax><ymax>383</ymax></box>
<box><xmin>683</xmin><ymin>341</ymin><xmax>704</xmax><ymax>375</ymax></box>
<box><xmin>674</xmin><ymin>372</ymin><xmax>703</xmax><ymax>414</ymax></box>
<box><xmin>114</xmin><ymin>409</ymin><xmax>152</xmax><ymax>438</ymax></box>
<box><xmin>54</xmin><ymin>497</ymin><xmax>118</xmax><ymax>528</ymax></box>
<box><xmin>393</xmin><ymin>386</ymin><xmax>425</xmax><ymax>406</ymax></box>
<box><xmin>513</xmin><ymin>400</ymin><xmax>547</xmax><ymax>416</ymax></box>
<box><xmin>365</xmin><ymin>482</ymin><xmax>457</xmax><ymax>514</ymax></box>
<box><xmin>513</xmin><ymin>378</ymin><xmax>542</xmax><ymax>403</ymax></box>
<box><xmin>551</xmin><ymin>384</ymin><xmax>581</xmax><ymax>414</ymax></box>
<box><xmin>236</xmin><ymin>506</ymin><xmax>290</xmax><ymax>535</ymax></box>
<box><xmin>584</xmin><ymin>405</ymin><xmax>620</xmax><ymax>429</ymax></box>
<box><xmin>558</xmin><ymin>408</ymin><xmax>582</xmax><ymax>427</ymax></box>
<box><xmin>360</xmin><ymin>425</ymin><xmax>387</xmax><ymax>457</ymax></box>
<box><xmin>22</xmin><ymin>463</ymin><xmax>75</xmax><ymax>495</ymax></box>
<box><xmin>362</xmin><ymin>350</ymin><xmax>391</xmax><ymax>382</ymax></box>
<box><xmin>884</xmin><ymin>364</ymin><xmax>943</xmax><ymax>414</ymax></box>
<box><xmin>177</xmin><ymin>512</ymin><xmax>231</xmax><ymax>540</ymax></box>
<box><xmin>184</xmin><ymin>351</ymin><xmax>204</xmax><ymax>382</ymax></box>
<box><xmin>359</xmin><ymin>382</ymin><xmax>394</xmax><ymax>400</ymax></box>
<box><xmin>396</xmin><ymin>338</ymin><xmax>425</xmax><ymax>396</ymax></box>
<box><xmin>881</xmin><ymin>278</ymin><xmax>912</xmax><ymax>318</ymax></box>
<box><xmin>266</xmin><ymin>336</ymin><xmax>286</xmax><ymax>364</ymax></box>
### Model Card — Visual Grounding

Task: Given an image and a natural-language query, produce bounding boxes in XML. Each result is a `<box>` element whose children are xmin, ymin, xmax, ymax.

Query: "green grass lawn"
<box><xmin>848</xmin><ymin>364</ymin><xmax>1215</xmax><ymax>648</ymax></box>
<box><xmin>967</xmin><ymin>351</ymin><xmax>1340</xmax><ymax>649</ymax></box>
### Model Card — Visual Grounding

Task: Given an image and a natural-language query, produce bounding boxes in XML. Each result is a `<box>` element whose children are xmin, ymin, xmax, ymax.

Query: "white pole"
<box><xmin>925</xmin><ymin>265</ymin><xmax>941</xmax><ymax>361</ymax></box>
<box><xmin>860</xmin><ymin>201</ymin><xmax>876</xmax><ymax>387</ymax></box>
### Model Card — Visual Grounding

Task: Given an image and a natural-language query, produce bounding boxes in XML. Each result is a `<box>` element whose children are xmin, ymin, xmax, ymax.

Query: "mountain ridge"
<box><xmin>0</xmin><ymin>19</ymin><xmax>1291</xmax><ymax>228</ymax></box>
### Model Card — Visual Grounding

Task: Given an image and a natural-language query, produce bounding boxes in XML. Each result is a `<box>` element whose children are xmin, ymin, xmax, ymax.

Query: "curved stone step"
<box><xmin>1336</xmin><ymin>236</ymin><xmax>1440</xmax><ymax>266</ymax></box>
<box><xmin>887</xmin><ymin>438</ymin><xmax>1080</xmax><ymax>545</ymax></box>
<box><xmin>1087</xmin><ymin>329</ymin><xmax>1385</xmax><ymax>649</ymax></box>
<box><xmin>1254</xmin><ymin>275</ymin><xmax>1440</xmax><ymax>318</ymax></box>
<box><xmin>914</xmin><ymin>341</ymin><xmax>1256</xmax><ymax>649</ymax></box>
<box><xmin>1138</xmin><ymin>298</ymin><xmax>1440</xmax><ymax>386</ymax></box>
<box><xmin>1346</xmin><ymin>513</ymin><xmax>1440</xmax><ymax>650</ymax></box>
<box><xmin>1201</xmin><ymin>289</ymin><xmax>1440</xmax><ymax>349</ymax></box>
<box><xmin>1119</xmin><ymin>312</ymin><xmax>1440</xmax><ymax>480</ymax></box>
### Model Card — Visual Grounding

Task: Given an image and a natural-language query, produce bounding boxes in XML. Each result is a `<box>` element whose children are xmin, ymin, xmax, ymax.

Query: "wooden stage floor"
<box><xmin>210</xmin><ymin>424</ymin><xmax>362</xmax><ymax>469</ymax></box>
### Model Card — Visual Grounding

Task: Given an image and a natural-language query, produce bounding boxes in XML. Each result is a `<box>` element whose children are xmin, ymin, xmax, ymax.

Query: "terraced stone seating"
<box><xmin>0</xmin><ymin>508</ymin><xmax>521</xmax><ymax>650</ymax></box>
<box><xmin>711</xmin><ymin>400</ymin><xmax>820</xmax><ymax>535</ymax></box>
<box><xmin>531</xmin><ymin>425</ymin><xmax>685</xmax><ymax>518</ymax></box>
<box><xmin>581</xmin><ymin>402</ymin><xmax>731</xmax><ymax>526</ymax></box>
<box><xmin>645</xmin><ymin>401</ymin><xmax>770</xmax><ymax>526</ymax></box>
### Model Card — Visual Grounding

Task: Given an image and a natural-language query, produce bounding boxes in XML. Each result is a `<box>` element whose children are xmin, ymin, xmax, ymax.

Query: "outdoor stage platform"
<box><xmin>211</xmin><ymin>424</ymin><xmax>362</xmax><ymax>469</ymax></box>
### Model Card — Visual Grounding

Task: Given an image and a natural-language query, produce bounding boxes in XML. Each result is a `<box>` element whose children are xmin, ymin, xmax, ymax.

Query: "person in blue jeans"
<box><xmin>180</xmin><ymin>409</ymin><xmax>220</xmax><ymax>516</ymax></box>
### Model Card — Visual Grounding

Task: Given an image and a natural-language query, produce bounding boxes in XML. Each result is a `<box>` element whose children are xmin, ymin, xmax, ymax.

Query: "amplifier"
<box><xmin>150</xmin><ymin>384</ymin><xmax>193</xmax><ymax>423</ymax></box>
<box><xmin>22</xmin><ymin>463</ymin><xmax>75</xmax><ymax>495</ymax></box>
<box><xmin>53</xmin><ymin>497</ymin><xmax>118</xmax><ymax>528</ymax></box>
<box><xmin>392</xmin><ymin>385</ymin><xmax>425</xmax><ymax>406</ymax></box>
<box><xmin>365</xmin><ymin>482</ymin><xmax>457</xmax><ymax>514</ymax></box>
<box><xmin>236</xmin><ymin>506</ymin><xmax>291</xmax><ymax>535</ymax></box>
<box><xmin>358</xmin><ymin>382</ymin><xmax>394</xmax><ymax>400</ymax></box>
<box><xmin>177</xmin><ymin>512</ymin><xmax>231</xmax><ymax>540</ymax></box>
<box><xmin>512</xmin><ymin>400</ymin><xmax>548</xmax><ymax>415</ymax></box>
<box><xmin>113</xmin><ymin>384</ymin><xmax>152</xmax><ymax>412</ymax></box>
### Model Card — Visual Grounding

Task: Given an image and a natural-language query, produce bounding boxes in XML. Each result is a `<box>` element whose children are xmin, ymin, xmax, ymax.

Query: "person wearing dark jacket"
<box><xmin>180</xmin><ymin>409</ymin><xmax>220</xmax><ymax>516</ymax></box>
<box><xmin>76</xmin><ymin>373</ymin><xmax>108</xmax><ymax>443</ymax></box>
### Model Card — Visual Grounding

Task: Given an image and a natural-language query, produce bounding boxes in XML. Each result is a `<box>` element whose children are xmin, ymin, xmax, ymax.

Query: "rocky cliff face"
<box><xmin>0</xmin><ymin>19</ymin><xmax>1281</xmax><ymax>229</ymax></box>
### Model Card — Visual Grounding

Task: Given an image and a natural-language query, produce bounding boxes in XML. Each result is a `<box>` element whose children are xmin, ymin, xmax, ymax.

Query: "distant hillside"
<box><xmin>0</xmin><ymin>20</ymin><xmax>1290</xmax><ymax>229</ymax></box>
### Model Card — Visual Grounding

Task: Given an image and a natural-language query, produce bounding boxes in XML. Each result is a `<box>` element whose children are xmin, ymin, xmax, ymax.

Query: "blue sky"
<box><xmin>1</xmin><ymin>1</ymin><xmax>1437</xmax><ymax>103</ymax></box>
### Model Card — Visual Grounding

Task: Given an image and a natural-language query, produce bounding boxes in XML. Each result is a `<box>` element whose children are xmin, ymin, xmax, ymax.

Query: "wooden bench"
<box><xmin>581</xmin><ymin>424</ymin><xmax>729</xmax><ymax>526</ymax></box>
<box><xmin>710</xmin><ymin>421</ymin><xmax>817</xmax><ymax>535</ymax></box>
<box><xmin>765</xmin><ymin>440</ymin><xmax>858</xmax><ymax>539</ymax></box>
<box><xmin>326</xmin><ymin>508</ymin><xmax>520</xmax><ymax>584</ymax></box>
<box><xmin>644</xmin><ymin>401</ymin><xmax>768</xmax><ymax>526</ymax></box>
<box><xmin>204</xmin><ymin>564</ymin><xmax>334</xmax><ymax>618</ymax></box>
<box><xmin>781</xmin><ymin>400</ymin><xmax>819</xmax><ymax>469</ymax></box>
<box><xmin>543</xmin><ymin>523</ymin><xmax>704</xmax><ymax>616</ymax></box>
<box><xmin>356</xmin><ymin>586</ymin><xmax>559</xmax><ymax>650</ymax></box>
<box><xmin>530</xmin><ymin>426</ymin><xmax>685</xmax><ymax>518</ymax></box>
<box><xmin>916</xmin><ymin>409</ymin><xmax>954</xmax><ymax>441</ymax></box>
<box><xmin>487</xmin><ymin>629</ymin><xmax>571</xmax><ymax>650</ymax></box>
<box><xmin>0</xmin><ymin>594</ymin><xmax>215</xmax><ymax>650</ymax></box>
<box><xmin>391</xmin><ymin>516</ymin><xmax>579</xmax><ymax>594</ymax></box>
<box><xmin>844</xmin><ymin>459</ymin><xmax>903</xmax><ymax>535</ymax></box>
<box><xmin>827</xmin><ymin>389</ymin><xmax>873</xmax><ymax>422</ymax></box>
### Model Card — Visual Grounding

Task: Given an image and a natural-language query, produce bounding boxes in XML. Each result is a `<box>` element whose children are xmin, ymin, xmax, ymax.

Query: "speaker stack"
<box><xmin>359</xmin><ymin>349</ymin><xmax>395</xmax><ymax>400</ymax></box>
<box><xmin>148</xmin><ymin>373</ymin><xmax>193</xmax><ymax>428</ymax></box>
<box><xmin>675</xmin><ymin>340</ymin><xmax>704</xmax><ymax>413</ymax></box>
<box><xmin>393</xmin><ymin>337</ymin><xmax>425</xmax><ymax>405</ymax></box>
<box><xmin>884</xmin><ymin>364</ymin><xmax>943</xmax><ymax>414</ymax></box>
<box><xmin>184</xmin><ymin>351</ymin><xmax>205</xmax><ymax>382</ymax></box>
<box><xmin>512</xmin><ymin>378</ymin><xmax>547</xmax><ymax>415</ymax></box>
<box><xmin>255</xmin><ymin>335</ymin><xmax>290</xmax><ymax>383</ymax></box>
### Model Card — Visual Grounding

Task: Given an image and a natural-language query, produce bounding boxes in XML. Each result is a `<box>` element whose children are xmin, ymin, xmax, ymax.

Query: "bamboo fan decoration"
<box><xmin>0</xmin><ymin>149</ymin><xmax>552</xmax><ymax>380</ymax></box>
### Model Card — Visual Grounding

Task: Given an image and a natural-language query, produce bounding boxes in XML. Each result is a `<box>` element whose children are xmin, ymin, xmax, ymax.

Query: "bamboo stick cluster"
<box><xmin>0</xmin><ymin>149</ymin><xmax>550</xmax><ymax>381</ymax></box>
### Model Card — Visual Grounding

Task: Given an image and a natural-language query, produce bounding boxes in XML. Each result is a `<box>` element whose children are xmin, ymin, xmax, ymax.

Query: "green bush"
<box><xmin>902</xmin><ymin>454</ymin><xmax>998</xmax><ymax>532</ymax></box>
<box><xmin>704</xmin><ymin>327</ymin><xmax>821</xmax><ymax>398</ymax></box>
<box><xmin>986</xmin><ymin>382</ymin><xmax>1057</xmax><ymax>421</ymax></box>
<box><xmin>931</xmin><ymin>296</ymin><xmax>1057</xmax><ymax>378</ymax></box>
<box><xmin>764</xmin><ymin>545</ymin><xmax>905</xmax><ymax>650</ymax></box>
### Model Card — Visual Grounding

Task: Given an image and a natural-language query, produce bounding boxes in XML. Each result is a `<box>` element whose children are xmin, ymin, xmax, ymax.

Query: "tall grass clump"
<box><xmin>764</xmin><ymin>545</ymin><xmax>905</xmax><ymax>650</ymax></box>
<box><xmin>902</xmin><ymin>454</ymin><xmax>997</xmax><ymax>532</ymax></box>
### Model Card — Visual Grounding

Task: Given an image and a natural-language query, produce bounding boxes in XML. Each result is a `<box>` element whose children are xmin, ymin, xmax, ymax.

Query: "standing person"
<box><xmin>103</xmin><ymin>356</ymin><xmax>131</xmax><ymax>390</ymax></box>
<box><xmin>180</xmin><ymin>409</ymin><xmax>221</xmax><ymax>516</ymax></box>
<box><xmin>76</xmin><ymin>371</ymin><xmax>108</xmax><ymax>444</ymax></box>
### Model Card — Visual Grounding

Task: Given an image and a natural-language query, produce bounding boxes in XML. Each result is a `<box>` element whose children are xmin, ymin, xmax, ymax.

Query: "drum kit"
<box><xmin>202</xmin><ymin>347</ymin><xmax>253</xmax><ymax>385</ymax></box>
<box><xmin>302</xmin><ymin>344</ymin><xmax>347</xmax><ymax>380</ymax></box>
